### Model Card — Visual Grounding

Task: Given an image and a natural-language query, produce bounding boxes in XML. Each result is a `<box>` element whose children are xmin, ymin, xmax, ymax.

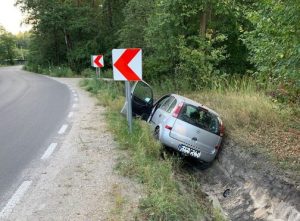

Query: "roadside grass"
<box><xmin>24</xmin><ymin>63</ymin><xmax>114</xmax><ymax>78</ymax></box>
<box><xmin>80</xmin><ymin>78</ymin><xmax>225</xmax><ymax>221</ymax></box>
<box><xmin>186</xmin><ymin>89</ymin><xmax>299</xmax><ymax>174</ymax></box>
<box><xmin>24</xmin><ymin>64</ymin><xmax>77</xmax><ymax>77</ymax></box>
<box><xmin>81</xmin><ymin>68</ymin><xmax>114</xmax><ymax>78</ymax></box>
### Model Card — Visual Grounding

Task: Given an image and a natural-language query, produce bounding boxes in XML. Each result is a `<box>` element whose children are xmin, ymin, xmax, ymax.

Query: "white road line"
<box><xmin>41</xmin><ymin>143</ymin><xmax>58</xmax><ymax>160</ymax></box>
<box><xmin>71</xmin><ymin>90</ymin><xmax>75</xmax><ymax>93</ymax></box>
<box><xmin>58</xmin><ymin>124</ymin><xmax>68</xmax><ymax>134</ymax></box>
<box><xmin>0</xmin><ymin>181</ymin><xmax>32</xmax><ymax>218</ymax></box>
<box><xmin>73</xmin><ymin>94</ymin><xmax>78</xmax><ymax>97</ymax></box>
<box><xmin>72</xmin><ymin>104</ymin><xmax>78</xmax><ymax>108</ymax></box>
<box><xmin>74</xmin><ymin>97</ymin><xmax>78</xmax><ymax>102</ymax></box>
<box><xmin>68</xmin><ymin>112</ymin><xmax>74</xmax><ymax>118</ymax></box>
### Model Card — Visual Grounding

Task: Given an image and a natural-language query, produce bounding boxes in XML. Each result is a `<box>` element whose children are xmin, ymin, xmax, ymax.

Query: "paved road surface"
<box><xmin>0</xmin><ymin>66</ymin><xmax>70</xmax><ymax>208</ymax></box>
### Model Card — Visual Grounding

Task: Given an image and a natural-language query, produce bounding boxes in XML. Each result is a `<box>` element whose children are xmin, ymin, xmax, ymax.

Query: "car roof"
<box><xmin>170</xmin><ymin>94</ymin><xmax>220</xmax><ymax>117</ymax></box>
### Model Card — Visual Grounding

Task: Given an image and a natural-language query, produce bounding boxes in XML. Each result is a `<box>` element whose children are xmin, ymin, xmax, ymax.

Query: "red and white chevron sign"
<box><xmin>91</xmin><ymin>55</ymin><xmax>104</xmax><ymax>68</ymax></box>
<box><xmin>112</xmin><ymin>48</ymin><xmax>142</xmax><ymax>81</ymax></box>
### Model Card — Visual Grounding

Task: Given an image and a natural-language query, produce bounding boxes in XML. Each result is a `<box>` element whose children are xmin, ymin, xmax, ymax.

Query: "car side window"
<box><xmin>166</xmin><ymin>98</ymin><xmax>177</xmax><ymax>113</ymax></box>
<box><xmin>160</xmin><ymin>96</ymin><xmax>175</xmax><ymax>111</ymax></box>
<box><xmin>156</xmin><ymin>96</ymin><xmax>170</xmax><ymax>109</ymax></box>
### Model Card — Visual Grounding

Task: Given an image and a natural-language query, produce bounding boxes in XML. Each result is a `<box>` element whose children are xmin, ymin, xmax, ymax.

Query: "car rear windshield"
<box><xmin>178</xmin><ymin>104</ymin><xmax>220</xmax><ymax>135</ymax></box>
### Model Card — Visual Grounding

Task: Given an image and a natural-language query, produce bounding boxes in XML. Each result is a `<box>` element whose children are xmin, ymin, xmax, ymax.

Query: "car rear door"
<box><xmin>150</xmin><ymin>95</ymin><xmax>175</xmax><ymax>125</ymax></box>
<box><xmin>169</xmin><ymin>104</ymin><xmax>221</xmax><ymax>153</ymax></box>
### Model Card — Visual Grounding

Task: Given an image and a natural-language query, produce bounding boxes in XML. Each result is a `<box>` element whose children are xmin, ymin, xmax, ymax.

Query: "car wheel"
<box><xmin>154</xmin><ymin>127</ymin><xmax>160</xmax><ymax>140</ymax></box>
<box><xmin>198</xmin><ymin>160</ymin><xmax>213</xmax><ymax>170</ymax></box>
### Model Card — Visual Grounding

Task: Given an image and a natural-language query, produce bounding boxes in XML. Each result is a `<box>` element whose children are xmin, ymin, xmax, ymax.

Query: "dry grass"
<box><xmin>185</xmin><ymin>89</ymin><xmax>300</xmax><ymax>172</ymax></box>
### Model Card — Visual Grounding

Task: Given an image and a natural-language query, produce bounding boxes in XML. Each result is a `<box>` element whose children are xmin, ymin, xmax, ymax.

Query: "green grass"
<box><xmin>80</xmin><ymin>78</ymin><xmax>224</xmax><ymax>221</ymax></box>
<box><xmin>24</xmin><ymin>64</ymin><xmax>76</xmax><ymax>77</ymax></box>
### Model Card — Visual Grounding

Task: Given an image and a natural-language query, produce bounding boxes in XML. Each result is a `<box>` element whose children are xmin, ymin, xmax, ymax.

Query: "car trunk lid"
<box><xmin>169</xmin><ymin>104</ymin><xmax>222</xmax><ymax>153</ymax></box>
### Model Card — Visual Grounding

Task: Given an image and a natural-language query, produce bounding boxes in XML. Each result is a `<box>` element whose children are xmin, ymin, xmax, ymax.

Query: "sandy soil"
<box><xmin>187</xmin><ymin>139</ymin><xmax>300</xmax><ymax>221</ymax></box>
<box><xmin>6</xmin><ymin>78</ymin><xmax>141</xmax><ymax>221</ymax></box>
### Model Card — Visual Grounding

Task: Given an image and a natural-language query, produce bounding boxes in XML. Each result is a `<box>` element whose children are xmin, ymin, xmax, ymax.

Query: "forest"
<box><xmin>0</xmin><ymin>25</ymin><xmax>30</xmax><ymax>65</ymax></box>
<box><xmin>7</xmin><ymin>0</ymin><xmax>299</xmax><ymax>104</ymax></box>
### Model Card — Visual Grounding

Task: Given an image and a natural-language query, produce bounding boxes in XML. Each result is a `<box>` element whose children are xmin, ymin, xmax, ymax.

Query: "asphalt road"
<box><xmin>0</xmin><ymin>66</ymin><xmax>71</xmax><ymax>207</ymax></box>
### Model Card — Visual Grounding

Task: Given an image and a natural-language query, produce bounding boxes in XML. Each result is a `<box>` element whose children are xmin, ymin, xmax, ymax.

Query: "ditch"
<box><xmin>184</xmin><ymin>139</ymin><xmax>300</xmax><ymax>221</ymax></box>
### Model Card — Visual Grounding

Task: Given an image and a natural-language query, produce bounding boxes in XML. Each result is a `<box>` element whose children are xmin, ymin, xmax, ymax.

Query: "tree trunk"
<box><xmin>107</xmin><ymin>1</ymin><xmax>113</xmax><ymax>28</ymax></box>
<box><xmin>63</xmin><ymin>28</ymin><xmax>74</xmax><ymax>69</ymax></box>
<box><xmin>199</xmin><ymin>5</ymin><xmax>212</xmax><ymax>37</ymax></box>
<box><xmin>63</xmin><ymin>28</ymin><xmax>72</xmax><ymax>52</ymax></box>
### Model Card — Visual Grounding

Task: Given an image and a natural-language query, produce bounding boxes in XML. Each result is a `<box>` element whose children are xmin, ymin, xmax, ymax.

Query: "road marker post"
<box><xmin>112</xmin><ymin>48</ymin><xmax>142</xmax><ymax>133</ymax></box>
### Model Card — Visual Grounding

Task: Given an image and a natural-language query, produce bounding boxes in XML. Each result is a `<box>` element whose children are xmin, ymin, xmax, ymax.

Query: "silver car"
<box><xmin>127</xmin><ymin>81</ymin><xmax>224</xmax><ymax>163</ymax></box>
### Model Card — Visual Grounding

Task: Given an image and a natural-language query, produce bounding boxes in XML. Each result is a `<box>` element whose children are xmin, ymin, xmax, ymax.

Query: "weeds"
<box><xmin>24</xmin><ymin>64</ymin><xmax>75</xmax><ymax>77</ymax></box>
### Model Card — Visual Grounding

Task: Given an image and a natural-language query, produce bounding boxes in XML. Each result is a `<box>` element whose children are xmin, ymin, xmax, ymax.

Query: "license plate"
<box><xmin>178</xmin><ymin>144</ymin><xmax>201</xmax><ymax>158</ymax></box>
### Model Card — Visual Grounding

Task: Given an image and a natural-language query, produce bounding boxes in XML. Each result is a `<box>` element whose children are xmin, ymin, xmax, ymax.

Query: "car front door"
<box><xmin>131</xmin><ymin>81</ymin><xmax>154</xmax><ymax>120</ymax></box>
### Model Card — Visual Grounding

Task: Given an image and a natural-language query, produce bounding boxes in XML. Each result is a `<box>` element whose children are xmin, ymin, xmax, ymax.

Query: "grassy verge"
<box><xmin>24</xmin><ymin>64</ymin><xmax>76</xmax><ymax>77</ymax></box>
<box><xmin>185</xmin><ymin>88</ymin><xmax>299</xmax><ymax>174</ymax></box>
<box><xmin>80</xmin><ymin>78</ymin><xmax>225</xmax><ymax>221</ymax></box>
<box><xmin>24</xmin><ymin>63</ymin><xmax>114</xmax><ymax>78</ymax></box>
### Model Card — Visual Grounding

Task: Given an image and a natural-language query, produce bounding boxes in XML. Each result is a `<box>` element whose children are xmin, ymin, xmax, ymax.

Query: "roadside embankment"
<box><xmin>80</xmin><ymin>77</ymin><xmax>300</xmax><ymax>221</ymax></box>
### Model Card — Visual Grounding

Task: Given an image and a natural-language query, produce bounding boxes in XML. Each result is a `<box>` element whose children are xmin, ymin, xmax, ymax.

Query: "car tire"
<box><xmin>154</xmin><ymin>126</ymin><xmax>160</xmax><ymax>140</ymax></box>
<box><xmin>198</xmin><ymin>160</ymin><xmax>213</xmax><ymax>170</ymax></box>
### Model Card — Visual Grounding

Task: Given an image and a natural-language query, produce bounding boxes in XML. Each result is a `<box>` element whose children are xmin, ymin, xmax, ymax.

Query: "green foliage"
<box><xmin>242</xmin><ymin>0</ymin><xmax>300</xmax><ymax>103</ymax></box>
<box><xmin>17</xmin><ymin>0</ymin><xmax>104</xmax><ymax>73</ymax></box>
<box><xmin>0</xmin><ymin>26</ymin><xmax>17</xmax><ymax>64</ymax></box>
<box><xmin>15</xmin><ymin>32</ymin><xmax>30</xmax><ymax>60</ymax></box>
<box><xmin>24</xmin><ymin>64</ymin><xmax>74</xmax><ymax>77</ymax></box>
<box><xmin>119</xmin><ymin>0</ymin><xmax>154</xmax><ymax>49</ymax></box>
<box><xmin>17</xmin><ymin>0</ymin><xmax>299</xmax><ymax>103</ymax></box>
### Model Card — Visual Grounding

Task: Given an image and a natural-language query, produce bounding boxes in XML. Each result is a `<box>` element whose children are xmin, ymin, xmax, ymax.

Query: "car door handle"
<box><xmin>192</xmin><ymin>137</ymin><xmax>197</xmax><ymax>141</ymax></box>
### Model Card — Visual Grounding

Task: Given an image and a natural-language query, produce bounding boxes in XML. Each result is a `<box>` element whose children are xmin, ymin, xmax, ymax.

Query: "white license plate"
<box><xmin>178</xmin><ymin>145</ymin><xmax>201</xmax><ymax>158</ymax></box>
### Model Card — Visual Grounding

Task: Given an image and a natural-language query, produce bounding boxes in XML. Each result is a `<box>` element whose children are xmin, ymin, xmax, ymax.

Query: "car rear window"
<box><xmin>178</xmin><ymin>104</ymin><xmax>220</xmax><ymax>135</ymax></box>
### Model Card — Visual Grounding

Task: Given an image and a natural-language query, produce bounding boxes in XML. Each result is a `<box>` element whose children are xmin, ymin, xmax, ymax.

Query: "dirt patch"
<box><xmin>186</xmin><ymin>139</ymin><xmax>300</xmax><ymax>221</ymax></box>
<box><xmin>7</xmin><ymin>78</ymin><xmax>142</xmax><ymax>221</ymax></box>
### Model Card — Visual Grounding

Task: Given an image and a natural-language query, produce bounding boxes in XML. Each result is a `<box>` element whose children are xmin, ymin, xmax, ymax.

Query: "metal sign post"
<box><xmin>112</xmin><ymin>48</ymin><xmax>142</xmax><ymax>133</ymax></box>
<box><xmin>125</xmin><ymin>81</ymin><xmax>132</xmax><ymax>133</ymax></box>
<box><xmin>96</xmin><ymin>67</ymin><xmax>100</xmax><ymax>78</ymax></box>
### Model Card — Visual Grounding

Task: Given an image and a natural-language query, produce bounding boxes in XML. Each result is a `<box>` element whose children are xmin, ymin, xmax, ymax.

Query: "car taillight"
<box><xmin>165</xmin><ymin>125</ymin><xmax>172</xmax><ymax>130</ymax></box>
<box><xmin>172</xmin><ymin>102</ymin><xmax>184</xmax><ymax>118</ymax></box>
<box><xmin>219</xmin><ymin>122</ymin><xmax>224</xmax><ymax>137</ymax></box>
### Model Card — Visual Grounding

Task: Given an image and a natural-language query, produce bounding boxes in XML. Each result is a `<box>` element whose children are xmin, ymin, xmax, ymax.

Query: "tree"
<box><xmin>16</xmin><ymin>0</ymin><xmax>104</xmax><ymax>73</ymax></box>
<box><xmin>0</xmin><ymin>26</ymin><xmax>17</xmax><ymax>65</ymax></box>
<box><xmin>243</xmin><ymin>0</ymin><xmax>300</xmax><ymax>103</ymax></box>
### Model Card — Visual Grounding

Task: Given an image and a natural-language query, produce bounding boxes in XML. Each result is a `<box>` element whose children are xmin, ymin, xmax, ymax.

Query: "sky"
<box><xmin>0</xmin><ymin>0</ymin><xmax>31</xmax><ymax>34</ymax></box>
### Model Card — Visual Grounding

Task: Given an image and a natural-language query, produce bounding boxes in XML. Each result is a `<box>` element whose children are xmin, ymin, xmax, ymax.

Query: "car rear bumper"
<box><xmin>160</xmin><ymin>128</ymin><xmax>217</xmax><ymax>162</ymax></box>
